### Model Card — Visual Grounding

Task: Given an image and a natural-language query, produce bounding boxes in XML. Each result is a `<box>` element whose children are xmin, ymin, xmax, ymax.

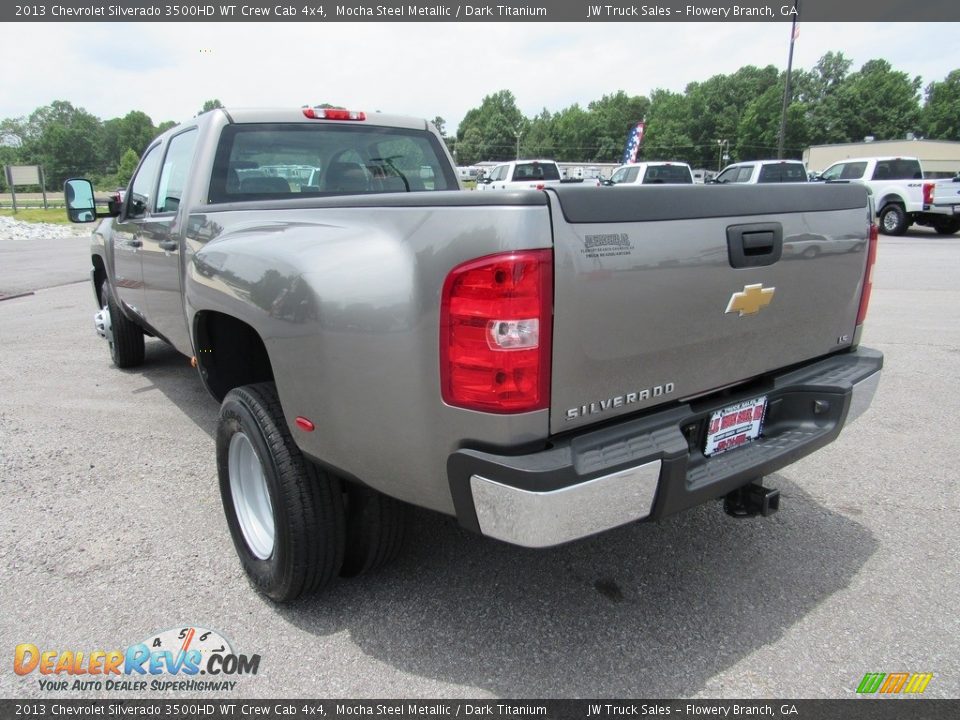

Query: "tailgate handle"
<box><xmin>727</xmin><ymin>222</ymin><xmax>782</xmax><ymax>268</ymax></box>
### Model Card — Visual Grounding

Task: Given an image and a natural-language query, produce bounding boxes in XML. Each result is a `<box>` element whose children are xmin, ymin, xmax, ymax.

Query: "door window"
<box><xmin>126</xmin><ymin>144</ymin><xmax>163</xmax><ymax>219</ymax></box>
<box><xmin>155</xmin><ymin>129</ymin><xmax>199</xmax><ymax>214</ymax></box>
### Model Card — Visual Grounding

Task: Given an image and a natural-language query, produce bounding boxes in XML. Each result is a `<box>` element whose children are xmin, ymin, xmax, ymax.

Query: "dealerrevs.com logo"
<box><xmin>14</xmin><ymin>627</ymin><xmax>260</xmax><ymax>692</ymax></box>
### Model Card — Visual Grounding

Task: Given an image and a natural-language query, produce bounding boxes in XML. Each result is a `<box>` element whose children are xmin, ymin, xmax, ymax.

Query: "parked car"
<box><xmin>603</xmin><ymin>162</ymin><xmax>694</xmax><ymax>186</ymax></box>
<box><xmin>476</xmin><ymin>160</ymin><xmax>600</xmax><ymax>191</ymax></box>
<box><xmin>713</xmin><ymin>160</ymin><xmax>809</xmax><ymax>184</ymax></box>
<box><xmin>476</xmin><ymin>159</ymin><xmax>564</xmax><ymax>191</ymax></box>
<box><xmin>813</xmin><ymin>156</ymin><xmax>958</xmax><ymax>235</ymax></box>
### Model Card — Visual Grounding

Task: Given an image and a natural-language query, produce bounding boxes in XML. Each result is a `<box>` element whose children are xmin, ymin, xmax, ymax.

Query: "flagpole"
<box><xmin>777</xmin><ymin>0</ymin><xmax>799</xmax><ymax>159</ymax></box>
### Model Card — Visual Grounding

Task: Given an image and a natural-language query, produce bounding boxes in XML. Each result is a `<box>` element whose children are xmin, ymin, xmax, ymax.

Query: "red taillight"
<box><xmin>440</xmin><ymin>250</ymin><xmax>553</xmax><ymax>413</ymax></box>
<box><xmin>302</xmin><ymin>106</ymin><xmax>366</xmax><ymax>121</ymax></box>
<box><xmin>923</xmin><ymin>182</ymin><xmax>934</xmax><ymax>205</ymax></box>
<box><xmin>856</xmin><ymin>223</ymin><xmax>879</xmax><ymax>326</ymax></box>
<box><xmin>295</xmin><ymin>416</ymin><xmax>315</xmax><ymax>432</ymax></box>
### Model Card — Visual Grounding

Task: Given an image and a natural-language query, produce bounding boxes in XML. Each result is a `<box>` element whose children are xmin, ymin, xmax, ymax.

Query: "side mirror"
<box><xmin>477</xmin><ymin>177</ymin><xmax>491</xmax><ymax>184</ymax></box>
<box><xmin>64</xmin><ymin>178</ymin><xmax>98</xmax><ymax>223</ymax></box>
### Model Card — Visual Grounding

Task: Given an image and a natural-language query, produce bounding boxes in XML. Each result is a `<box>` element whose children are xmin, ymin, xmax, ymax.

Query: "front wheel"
<box><xmin>217</xmin><ymin>382</ymin><xmax>345</xmax><ymax>601</ymax></box>
<box><xmin>879</xmin><ymin>204</ymin><xmax>908</xmax><ymax>236</ymax></box>
<box><xmin>98</xmin><ymin>284</ymin><xmax>144</xmax><ymax>368</ymax></box>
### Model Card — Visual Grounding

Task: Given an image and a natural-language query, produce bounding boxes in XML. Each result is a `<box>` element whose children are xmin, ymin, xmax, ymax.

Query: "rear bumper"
<box><xmin>448</xmin><ymin>347</ymin><xmax>882</xmax><ymax>548</ymax></box>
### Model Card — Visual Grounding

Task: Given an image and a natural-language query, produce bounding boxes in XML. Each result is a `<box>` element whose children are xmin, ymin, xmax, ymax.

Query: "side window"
<box><xmin>820</xmin><ymin>164</ymin><xmax>845</xmax><ymax>181</ymax></box>
<box><xmin>126</xmin><ymin>144</ymin><xmax>163</xmax><ymax>219</ymax></box>
<box><xmin>624</xmin><ymin>167</ymin><xmax>640</xmax><ymax>183</ymax></box>
<box><xmin>492</xmin><ymin>165</ymin><xmax>507</xmax><ymax>181</ymax></box>
<box><xmin>757</xmin><ymin>164</ymin><xmax>781</xmax><ymax>183</ymax></box>
<box><xmin>155</xmin><ymin>129</ymin><xmax>198</xmax><ymax>214</ymax></box>
<box><xmin>841</xmin><ymin>162</ymin><xmax>867</xmax><ymax>180</ymax></box>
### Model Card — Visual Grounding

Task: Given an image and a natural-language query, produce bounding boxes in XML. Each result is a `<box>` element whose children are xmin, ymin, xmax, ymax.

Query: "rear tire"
<box><xmin>217</xmin><ymin>382</ymin><xmax>345</xmax><ymax>601</ymax></box>
<box><xmin>878</xmin><ymin>204</ymin><xmax>908</xmax><ymax>236</ymax></box>
<box><xmin>100</xmin><ymin>284</ymin><xmax>144</xmax><ymax>368</ymax></box>
<box><xmin>340</xmin><ymin>483</ymin><xmax>407</xmax><ymax>578</ymax></box>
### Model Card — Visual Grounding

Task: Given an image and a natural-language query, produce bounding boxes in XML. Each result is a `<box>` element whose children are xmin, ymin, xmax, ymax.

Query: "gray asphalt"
<box><xmin>0</xmin><ymin>225</ymin><xmax>957</xmax><ymax>700</ymax></box>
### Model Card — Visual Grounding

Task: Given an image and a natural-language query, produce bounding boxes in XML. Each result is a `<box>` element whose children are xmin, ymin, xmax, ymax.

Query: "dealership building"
<box><xmin>803</xmin><ymin>139</ymin><xmax>960</xmax><ymax>177</ymax></box>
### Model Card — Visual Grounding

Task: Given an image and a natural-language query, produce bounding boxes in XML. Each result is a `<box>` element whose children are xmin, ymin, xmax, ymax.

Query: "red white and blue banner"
<box><xmin>621</xmin><ymin>122</ymin><xmax>646</xmax><ymax>164</ymax></box>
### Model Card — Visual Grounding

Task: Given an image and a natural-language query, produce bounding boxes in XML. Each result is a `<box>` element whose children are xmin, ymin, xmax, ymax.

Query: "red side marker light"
<box><xmin>295</xmin><ymin>416</ymin><xmax>315</xmax><ymax>432</ymax></box>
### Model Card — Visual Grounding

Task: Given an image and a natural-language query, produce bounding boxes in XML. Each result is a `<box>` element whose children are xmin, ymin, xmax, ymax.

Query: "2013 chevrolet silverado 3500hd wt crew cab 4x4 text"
<box><xmin>65</xmin><ymin>106</ymin><xmax>883</xmax><ymax>602</ymax></box>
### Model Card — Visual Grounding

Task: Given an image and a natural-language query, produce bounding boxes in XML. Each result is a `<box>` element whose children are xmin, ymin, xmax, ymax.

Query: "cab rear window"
<box><xmin>757</xmin><ymin>163</ymin><xmax>808</xmax><ymax>183</ymax></box>
<box><xmin>512</xmin><ymin>162</ymin><xmax>560</xmax><ymax>181</ymax></box>
<box><xmin>643</xmin><ymin>165</ymin><xmax>693</xmax><ymax>184</ymax></box>
<box><xmin>208</xmin><ymin>123</ymin><xmax>457</xmax><ymax>203</ymax></box>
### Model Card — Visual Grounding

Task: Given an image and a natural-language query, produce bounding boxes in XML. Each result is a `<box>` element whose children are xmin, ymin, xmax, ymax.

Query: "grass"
<box><xmin>0</xmin><ymin>207</ymin><xmax>73</xmax><ymax>225</ymax></box>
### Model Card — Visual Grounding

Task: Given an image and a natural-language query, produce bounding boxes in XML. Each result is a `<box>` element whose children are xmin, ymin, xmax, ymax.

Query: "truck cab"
<box><xmin>604</xmin><ymin>162</ymin><xmax>694</xmax><ymax>186</ymax></box>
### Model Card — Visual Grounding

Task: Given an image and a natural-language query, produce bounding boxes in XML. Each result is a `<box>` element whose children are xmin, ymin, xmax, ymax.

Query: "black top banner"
<box><xmin>5</xmin><ymin>0</ymin><xmax>960</xmax><ymax>22</ymax></box>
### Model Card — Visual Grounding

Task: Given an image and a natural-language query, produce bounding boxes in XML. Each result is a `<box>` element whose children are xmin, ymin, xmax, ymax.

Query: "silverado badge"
<box><xmin>725</xmin><ymin>283</ymin><xmax>775</xmax><ymax>317</ymax></box>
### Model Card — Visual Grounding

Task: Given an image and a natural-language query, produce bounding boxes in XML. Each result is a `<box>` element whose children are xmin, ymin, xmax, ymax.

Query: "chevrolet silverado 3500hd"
<box><xmin>65</xmin><ymin>106</ymin><xmax>883</xmax><ymax>601</ymax></box>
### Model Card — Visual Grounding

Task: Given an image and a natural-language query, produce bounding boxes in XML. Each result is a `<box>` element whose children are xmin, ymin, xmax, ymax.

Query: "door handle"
<box><xmin>126</xmin><ymin>240</ymin><xmax>142</xmax><ymax>248</ymax></box>
<box><xmin>158</xmin><ymin>241</ymin><xmax>178</xmax><ymax>251</ymax></box>
<box><xmin>727</xmin><ymin>223</ymin><xmax>782</xmax><ymax>268</ymax></box>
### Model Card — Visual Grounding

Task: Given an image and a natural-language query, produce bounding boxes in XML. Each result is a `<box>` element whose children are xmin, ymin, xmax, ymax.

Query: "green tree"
<box><xmin>19</xmin><ymin>100</ymin><xmax>103</xmax><ymax>189</ymax></box>
<box><xmin>643</xmin><ymin>89</ymin><xmax>695</xmax><ymax>163</ymax></box>
<box><xmin>586</xmin><ymin>91</ymin><xmax>650</xmax><ymax>162</ymax></box>
<box><xmin>552</xmin><ymin>104</ymin><xmax>600</xmax><ymax>162</ymax></box>
<box><xmin>456</xmin><ymin>90</ymin><xmax>525</xmax><ymax>161</ymax></box>
<box><xmin>431</xmin><ymin>116</ymin><xmax>446</xmax><ymax>136</ymax></box>
<box><xmin>520</xmin><ymin>109</ymin><xmax>557</xmax><ymax>160</ymax></box>
<box><xmin>921</xmin><ymin>69</ymin><xmax>960</xmax><ymax>140</ymax></box>
<box><xmin>156</xmin><ymin>120</ymin><xmax>178</xmax><ymax>134</ymax></box>
<box><xmin>116</xmin><ymin>149</ymin><xmax>140</xmax><ymax>188</ymax></box>
<box><xmin>683</xmin><ymin>65</ymin><xmax>780</xmax><ymax>168</ymax></box>
<box><xmin>197</xmin><ymin>98</ymin><xmax>224</xmax><ymax>116</ymax></box>
<box><xmin>833</xmin><ymin>59</ymin><xmax>921</xmax><ymax>142</ymax></box>
<box><xmin>739</xmin><ymin>79</ymin><xmax>808</xmax><ymax>160</ymax></box>
<box><xmin>101</xmin><ymin>111</ymin><xmax>156</xmax><ymax>171</ymax></box>
<box><xmin>794</xmin><ymin>52</ymin><xmax>855</xmax><ymax>144</ymax></box>
<box><xmin>456</xmin><ymin>127</ymin><xmax>483</xmax><ymax>165</ymax></box>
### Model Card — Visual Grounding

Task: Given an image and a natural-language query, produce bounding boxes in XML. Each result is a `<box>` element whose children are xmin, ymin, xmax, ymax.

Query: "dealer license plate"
<box><xmin>704</xmin><ymin>396</ymin><xmax>767</xmax><ymax>457</ymax></box>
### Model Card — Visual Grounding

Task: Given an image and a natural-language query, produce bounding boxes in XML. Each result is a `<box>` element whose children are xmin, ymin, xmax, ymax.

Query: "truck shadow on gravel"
<box><xmin>136</xmin><ymin>340</ymin><xmax>877</xmax><ymax>697</ymax></box>
<box><xmin>134</xmin><ymin>340</ymin><xmax>220</xmax><ymax>431</ymax></box>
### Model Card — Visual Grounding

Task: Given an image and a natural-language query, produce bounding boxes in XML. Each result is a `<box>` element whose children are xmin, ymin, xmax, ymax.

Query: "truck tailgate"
<box><xmin>547</xmin><ymin>184</ymin><xmax>871</xmax><ymax>434</ymax></box>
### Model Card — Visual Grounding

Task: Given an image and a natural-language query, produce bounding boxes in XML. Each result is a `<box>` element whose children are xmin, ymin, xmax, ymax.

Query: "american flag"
<box><xmin>621</xmin><ymin>122</ymin><xmax>646</xmax><ymax>164</ymax></box>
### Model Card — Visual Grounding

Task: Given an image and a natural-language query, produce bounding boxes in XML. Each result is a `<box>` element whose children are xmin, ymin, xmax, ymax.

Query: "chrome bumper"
<box><xmin>470</xmin><ymin>460</ymin><xmax>661</xmax><ymax>548</ymax></box>
<box><xmin>450</xmin><ymin>348</ymin><xmax>883</xmax><ymax>549</ymax></box>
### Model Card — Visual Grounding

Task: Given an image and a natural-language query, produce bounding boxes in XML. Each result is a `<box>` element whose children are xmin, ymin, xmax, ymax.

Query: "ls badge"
<box><xmin>726</xmin><ymin>283</ymin><xmax>775</xmax><ymax>316</ymax></box>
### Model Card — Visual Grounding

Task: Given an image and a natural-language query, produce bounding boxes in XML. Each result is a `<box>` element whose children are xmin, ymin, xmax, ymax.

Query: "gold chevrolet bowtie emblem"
<box><xmin>725</xmin><ymin>283</ymin><xmax>775</xmax><ymax>316</ymax></box>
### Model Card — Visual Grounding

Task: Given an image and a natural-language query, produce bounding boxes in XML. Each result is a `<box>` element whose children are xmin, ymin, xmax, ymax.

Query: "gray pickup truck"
<box><xmin>65</xmin><ymin>106</ymin><xmax>883</xmax><ymax>602</ymax></box>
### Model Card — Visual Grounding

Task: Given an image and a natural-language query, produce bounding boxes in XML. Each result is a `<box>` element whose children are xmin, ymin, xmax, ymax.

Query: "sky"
<box><xmin>1</xmin><ymin>21</ymin><xmax>957</xmax><ymax>134</ymax></box>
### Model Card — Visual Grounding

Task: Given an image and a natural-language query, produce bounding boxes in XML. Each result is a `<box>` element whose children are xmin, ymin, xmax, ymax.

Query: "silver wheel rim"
<box><xmin>883</xmin><ymin>210</ymin><xmax>899</xmax><ymax>232</ymax></box>
<box><xmin>228</xmin><ymin>432</ymin><xmax>275</xmax><ymax>560</ymax></box>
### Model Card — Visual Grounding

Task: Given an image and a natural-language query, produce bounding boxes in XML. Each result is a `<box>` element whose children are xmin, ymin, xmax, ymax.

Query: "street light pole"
<box><xmin>717</xmin><ymin>139</ymin><xmax>728</xmax><ymax>171</ymax></box>
<box><xmin>514</xmin><ymin>123</ymin><xmax>523</xmax><ymax>160</ymax></box>
<box><xmin>777</xmin><ymin>0</ymin><xmax>800</xmax><ymax>159</ymax></box>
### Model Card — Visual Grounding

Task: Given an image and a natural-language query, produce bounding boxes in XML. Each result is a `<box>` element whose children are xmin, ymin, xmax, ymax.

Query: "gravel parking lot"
<box><xmin>0</xmin><ymin>220</ymin><xmax>957</xmax><ymax>700</ymax></box>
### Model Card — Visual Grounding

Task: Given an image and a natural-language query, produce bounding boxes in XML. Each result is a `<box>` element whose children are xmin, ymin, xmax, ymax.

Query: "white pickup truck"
<box><xmin>476</xmin><ymin>159</ymin><xmax>598</xmax><ymax>191</ymax></box>
<box><xmin>928</xmin><ymin>176</ymin><xmax>960</xmax><ymax>233</ymax></box>
<box><xmin>603</xmin><ymin>161</ymin><xmax>694</xmax><ymax>185</ymax></box>
<box><xmin>815</xmin><ymin>156</ymin><xmax>959</xmax><ymax>235</ymax></box>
